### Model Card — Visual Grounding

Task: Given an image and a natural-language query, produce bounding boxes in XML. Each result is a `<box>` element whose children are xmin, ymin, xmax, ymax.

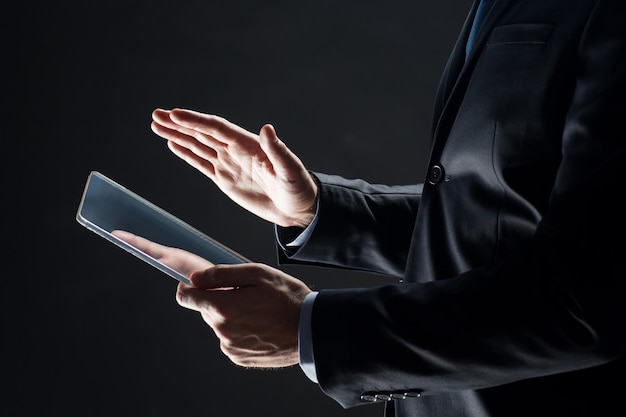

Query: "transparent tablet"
<box><xmin>76</xmin><ymin>171</ymin><xmax>249</xmax><ymax>285</ymax></box>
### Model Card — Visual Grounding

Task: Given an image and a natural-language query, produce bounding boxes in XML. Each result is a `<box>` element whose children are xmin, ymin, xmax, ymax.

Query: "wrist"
<box><xmin>295</xmin><ymin>201</ymin><xmax>317</xmax><ymax>228</ymax></box>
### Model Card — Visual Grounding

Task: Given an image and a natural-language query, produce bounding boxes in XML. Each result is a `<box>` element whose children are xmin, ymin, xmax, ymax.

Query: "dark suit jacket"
<box><xmin>279</xmin><ymin>0</ymin><xmax>626</xmax><ymax>416</ymax></box>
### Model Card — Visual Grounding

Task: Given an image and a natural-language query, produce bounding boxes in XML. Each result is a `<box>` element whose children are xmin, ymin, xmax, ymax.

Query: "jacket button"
<box><xmin>428</xmin><ymin>165</ymin><xmax>443</xmax><ymax>185</ymax></box>
<box><xmin>428</xmin><ymin>164</ymin><xmax>444</xmax><ymax>184</ymax></box>
<box><xmin>360</xmin><ymin>393</ymin><xmax>377</xmax><ymax>402</ymax></box>
<box><xmin>375</xmin><ymin>393</ymin><xmax>392</xmax><ymax>401</ymax></box>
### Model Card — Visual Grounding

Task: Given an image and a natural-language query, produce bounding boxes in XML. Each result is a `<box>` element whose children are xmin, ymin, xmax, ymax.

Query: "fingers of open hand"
<box><xmin>154</xmin><ymin>109</ymin><xmax>265</xmax><ymax>160</ymax></box>
<box><xmin>151</xmin><ymin>120</ymin><xmax>222</xmax><ymax>159</ymax></box>
<box><xmin>152</xmin><ymin>119</ymin><xmax>262</xmax><ymax>188</ymax></box>
<box><xmin>167</xmin><ymin>109</ymin><xmax>255</xmax><ymax>143</ymax></box>
<box><xmin>167</xmin><ymin>141</ymin><xmax>216</xmax><ymax>178</ymax></box>
<box><xmin>151</xmin><ymin>108</ymin><xmax>180</xmax><ymax>130</ymax></box>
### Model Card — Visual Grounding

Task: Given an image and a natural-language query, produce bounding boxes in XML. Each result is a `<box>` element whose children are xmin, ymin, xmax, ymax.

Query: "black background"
<box><xmin>5</xmin><ymin>1</ymin><xmax>470</xmax><ymax>416</ymax></box>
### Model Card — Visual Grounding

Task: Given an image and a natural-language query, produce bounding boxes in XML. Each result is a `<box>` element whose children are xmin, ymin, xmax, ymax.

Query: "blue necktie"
<box><xmin>466</xmin><ymin>0</ymin><xmax>496</xmax><ymax>57</ymax></box>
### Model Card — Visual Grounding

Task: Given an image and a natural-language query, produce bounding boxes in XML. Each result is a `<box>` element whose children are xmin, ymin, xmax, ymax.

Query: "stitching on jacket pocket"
<box><xmin>488</xmin><ymin>24</ymin><xmax>553</xmax><ymax>45</ymax></box>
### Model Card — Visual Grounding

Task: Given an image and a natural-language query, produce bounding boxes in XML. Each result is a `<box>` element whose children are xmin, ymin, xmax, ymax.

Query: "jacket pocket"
<box><xmin>488</xmin><ymin>24</ymin><xmax>553</xmax><ymax>46</ymax></box>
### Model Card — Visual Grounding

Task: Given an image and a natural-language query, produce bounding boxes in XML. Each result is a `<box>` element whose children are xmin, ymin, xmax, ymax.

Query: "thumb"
<box><xmin>189</xmin><ymin>264</ymin><xmax>261</xmax><ymax>290</ymax></box>
<box><xmin>259</xmin><ymin>124</ymin><xmax>304</xmax><ymax>177</ymax></box>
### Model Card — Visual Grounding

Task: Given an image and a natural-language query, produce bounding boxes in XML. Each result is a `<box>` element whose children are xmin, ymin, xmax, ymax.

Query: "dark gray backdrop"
<box><xmin>5</xmin><ymin>1</ymin><xmax>470</xmax><ymax>416</ymax></box>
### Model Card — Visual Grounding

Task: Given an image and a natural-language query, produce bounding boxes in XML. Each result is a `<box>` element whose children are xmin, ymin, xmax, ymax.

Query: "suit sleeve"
<box><xmin>278</xmin><ymin>172</ymin><xmax>422</xmax><ymax>278</ymax></box>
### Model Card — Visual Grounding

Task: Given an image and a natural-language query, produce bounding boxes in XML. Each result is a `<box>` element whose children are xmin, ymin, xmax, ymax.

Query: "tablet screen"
<box><xmin>76</xmin><ymin>171</ymin><xmax>249</xmax><ymax>284</ymax></box>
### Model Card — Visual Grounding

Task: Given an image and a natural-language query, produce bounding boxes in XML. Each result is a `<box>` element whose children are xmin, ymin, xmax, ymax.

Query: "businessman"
<box><xmin>133</xmin><ymin>0</ymin><xmax>626</xmax><ymax>416</ymax></box>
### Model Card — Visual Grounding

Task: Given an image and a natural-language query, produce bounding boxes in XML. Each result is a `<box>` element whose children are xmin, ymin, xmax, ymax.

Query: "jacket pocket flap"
<box><xmin>489</xmin><ymin>24</ymin><xmax>553</xmax><ymax>45</ymax></box>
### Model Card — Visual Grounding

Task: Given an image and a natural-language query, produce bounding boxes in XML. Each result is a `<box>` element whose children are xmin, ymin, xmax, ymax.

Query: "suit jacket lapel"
<box><xmin>464</xmin><ymin>0</ymin><xmax>513</xmax><ymax>63</ymax></box>
<box><xmin>430</xmin><ymin>0</ymin><xmax>514</xmax><ymax>144</ymax></box>
<box><xmin>431</xmin><ymin>0</ymin><xmax>479</xmax><ymax>132</ymax></box>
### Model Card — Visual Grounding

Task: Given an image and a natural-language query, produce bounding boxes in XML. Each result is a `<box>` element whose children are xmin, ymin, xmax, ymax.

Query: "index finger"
<box><xmin>165</xmin><ymin>108</ymin><xmax>258</xmax><ymax>145</ymax></box>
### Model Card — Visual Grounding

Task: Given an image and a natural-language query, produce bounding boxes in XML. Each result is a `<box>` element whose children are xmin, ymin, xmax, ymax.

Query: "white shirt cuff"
<box><xmin>298</xmin><ymin>291</ymin><xmax>319</xmax><ymax>383</ymax></box>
